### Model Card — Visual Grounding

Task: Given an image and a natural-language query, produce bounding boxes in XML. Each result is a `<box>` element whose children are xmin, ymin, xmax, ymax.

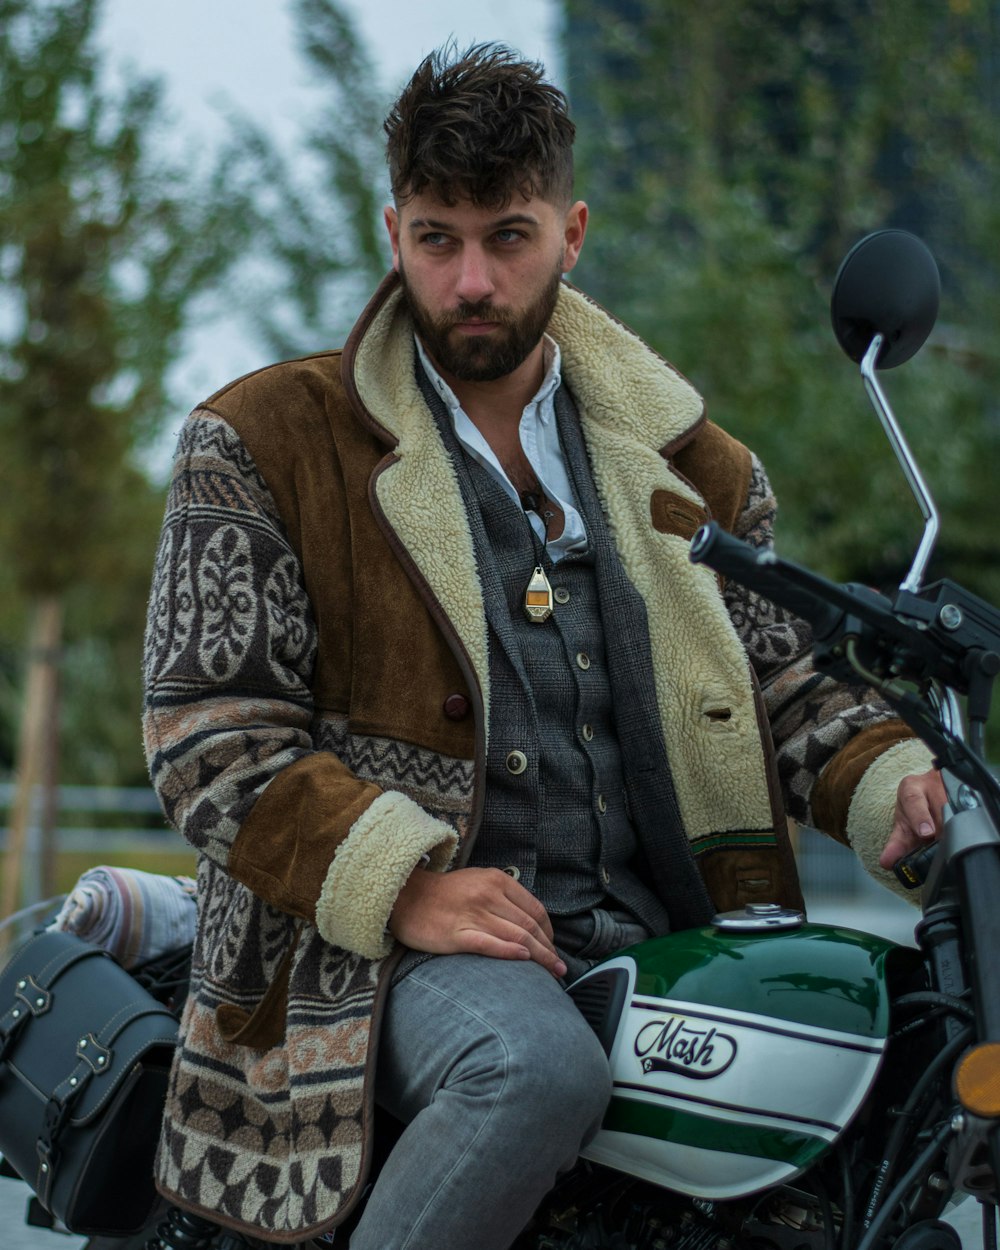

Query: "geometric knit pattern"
<box><xmin>315</xmin><ymin>716</ymin><xmax>474</xmax><ymax>829</ymax></box>
<box><xmin>143</xmin><ymin>414</ymin><xmax>475</xmax><ymax>1237</ymax></box>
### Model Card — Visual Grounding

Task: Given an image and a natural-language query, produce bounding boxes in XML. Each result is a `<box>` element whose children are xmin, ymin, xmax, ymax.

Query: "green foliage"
<box><xmin>230</xmin><ymin>0</ymin><xmax>391</xmax><ymax>358</ymax></box>
<box><xmin>57</xmin><ymin>465</ymin><xmax>169</xmax><ymax>786</ymax></box>
<box><xmin>0</xmin><ymin>0</ymin><xmax>255</xmax><ymax>595</ymax></box>
<box><xmin>565</xmin><ymin>0</ymin><xmax>1000</xmax><ymax>606</ymax></box>
<box><xmin>0</xmin><ymin>0</ymin><xmax>256</xmax><ymax>782</ymax></box>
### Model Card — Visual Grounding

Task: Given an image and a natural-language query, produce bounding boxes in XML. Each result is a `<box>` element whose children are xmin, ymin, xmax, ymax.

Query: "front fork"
<box><xmin>917</xmin><ymin>769</ymin><xmax>1000</xmax><ymax>1210</ymax></box>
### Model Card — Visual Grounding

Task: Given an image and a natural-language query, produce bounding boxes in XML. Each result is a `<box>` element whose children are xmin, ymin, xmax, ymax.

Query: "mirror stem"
<box><xmin>861</xmin><ymin>334</ymin><xmax>940</xmax><ymax>593</ymax></box>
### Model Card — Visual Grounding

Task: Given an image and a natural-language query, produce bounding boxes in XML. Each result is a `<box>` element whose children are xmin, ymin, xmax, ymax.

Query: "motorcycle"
<box><xmin>4</xmin><ymin>229</ymin><xmax>999</xmax><ymax>1250</ymax></box>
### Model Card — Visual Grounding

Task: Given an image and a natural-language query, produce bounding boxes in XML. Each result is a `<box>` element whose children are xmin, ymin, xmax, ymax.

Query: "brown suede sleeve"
<box><xmin>229</xmin><ymin>753</ymin><xmax>383</xmax><ymax>920</ymax></box>
<box><xmin>811</xmin><ymin>718</ymin><xmax>917</xmax><ymax>844</ymax></box>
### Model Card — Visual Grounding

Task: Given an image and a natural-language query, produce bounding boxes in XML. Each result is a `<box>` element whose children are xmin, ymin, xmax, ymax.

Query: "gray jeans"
<box><xmin>349</xmin><ymin>908</ymin><xmax>651</xmax><ymax>1250</ymax></box>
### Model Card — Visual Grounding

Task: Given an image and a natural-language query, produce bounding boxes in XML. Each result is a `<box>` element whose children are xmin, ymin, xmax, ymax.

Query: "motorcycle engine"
<box><xmin>515</xmin><ymin>1166</ymin><xmax>834</xmax><ymax>1250</ymax></box>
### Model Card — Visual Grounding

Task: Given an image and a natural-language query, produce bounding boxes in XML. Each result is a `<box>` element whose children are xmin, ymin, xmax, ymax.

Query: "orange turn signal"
<box><xmin>955</xmin><ymin>1043</ymin><xmax>1000</xmax><ymax>1117</ymax></box>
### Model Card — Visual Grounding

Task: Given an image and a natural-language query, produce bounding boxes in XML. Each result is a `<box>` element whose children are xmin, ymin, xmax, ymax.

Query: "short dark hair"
<box><xmin>384</xmin><ymin>42</ymin><xmax>575</xmax><ymax>209</ymax></box>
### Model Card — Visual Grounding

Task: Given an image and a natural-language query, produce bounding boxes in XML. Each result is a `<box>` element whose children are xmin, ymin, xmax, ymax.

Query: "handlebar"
<box><xmin>690</xmin><ymin>522</ymin><xmax>952</xmax><ymax>679</ymax></box>
<box><xmin>691</xmin><ymin>517</ymin><xmax>1000</xmax><ymax>794</ymax></box>
<box><xmin>690</xmin><ymin>523</ymin><xmax>844</xmax><ymax>638</ymax></box>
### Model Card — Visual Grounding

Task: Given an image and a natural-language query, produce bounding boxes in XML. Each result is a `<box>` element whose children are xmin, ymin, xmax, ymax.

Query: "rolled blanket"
<box><xmin>49</xmin><ymin>865</ymin><xmax>197</xmax><ymax>968</ymax></box>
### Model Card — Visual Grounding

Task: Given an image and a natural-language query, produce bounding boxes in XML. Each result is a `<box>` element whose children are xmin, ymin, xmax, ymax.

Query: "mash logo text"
<box><xmin>634</xmin><ymin>1015</ymin><xmax>737</xmax><ymax>1079</ymax></box>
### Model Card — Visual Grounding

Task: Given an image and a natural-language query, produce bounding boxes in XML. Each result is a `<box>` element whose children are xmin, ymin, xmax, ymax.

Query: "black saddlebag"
<box><xmin>0</xmin><ymin>928</ymin><xmax>178</xmax><ymax>1235</ymax></box>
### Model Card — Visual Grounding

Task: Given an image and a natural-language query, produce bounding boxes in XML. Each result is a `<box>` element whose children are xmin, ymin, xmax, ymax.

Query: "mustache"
<box><xmin>440</xmin><ymin>301</ymin><xmax>514</xmax><ymax>327</ymax></box>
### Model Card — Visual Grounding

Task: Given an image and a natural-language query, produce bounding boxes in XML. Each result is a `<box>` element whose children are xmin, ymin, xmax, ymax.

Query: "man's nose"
<box><xmin>454</xmin><ymin>247</ymin><xmax>496</xmax><ymax>305</ymax></box>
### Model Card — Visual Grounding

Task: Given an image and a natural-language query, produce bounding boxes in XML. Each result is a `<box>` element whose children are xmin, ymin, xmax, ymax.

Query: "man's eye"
<box><xmin>495</xmin><ymin>229</ymin><xmax>525</xmax><ymax>244</ymax></box>
<box><xmin>421</xmin><ymin>232</ymin><xmax>449</xmax><ymax>247</ymax></box>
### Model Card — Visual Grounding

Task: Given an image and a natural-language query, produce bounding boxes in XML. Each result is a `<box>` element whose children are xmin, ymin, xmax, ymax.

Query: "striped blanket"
<box><xmin>49</xmin><ymin>865</ymin><xmax>197</xmax><ymax>968</ymax></box>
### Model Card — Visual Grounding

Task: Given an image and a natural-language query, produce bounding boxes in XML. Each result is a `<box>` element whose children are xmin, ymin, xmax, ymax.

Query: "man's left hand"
<box><xmin>878</xmin><ymin>768</ymin><xmax>947</xmax><ymax>870</ymax></box>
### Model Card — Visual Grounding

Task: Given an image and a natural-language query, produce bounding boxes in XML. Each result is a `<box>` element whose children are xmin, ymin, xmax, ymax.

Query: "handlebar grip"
<box><xmin>690</xmin><ymin>522</ymin><xmax>844</xmax><ymax>637</ymax></box>
<box><xmin>893</xmin><ymin>843</ymin><xmax>937</xmax><ymax>889</ymax></box>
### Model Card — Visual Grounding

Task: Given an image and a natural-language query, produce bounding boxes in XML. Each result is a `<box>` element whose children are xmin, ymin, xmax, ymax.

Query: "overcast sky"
<box><xmin>101</xmin><ymin>0</ymin><xmax>562</xmax><ymax>142</ymax></box>
<box><xmin>97</xmin><ymin>0</ymin><xmax>562</xmax><ymax>430</ymax></box>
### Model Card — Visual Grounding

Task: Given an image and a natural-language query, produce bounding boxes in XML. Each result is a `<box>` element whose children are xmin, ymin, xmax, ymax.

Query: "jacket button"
<box><xmin>503</xmin><ymin>865</ymin><xmax>521</xmax><ymax>881</ymax></box>
<box><xmin>601</xmin><ymin>866</ymin><xmax>611</xmax><ymax>886</ymax></box>
<box><xmin>554</xmin><ymin>587</ymin><xmax>571</xmax><ymax>604</ymax></box>
<box><xmin>443</xmin><ymin>693</ymin><xmax>470</xmax><ymax>721</ymax></box>
<box><xmin>506</xmin><ymin>750</ymin><xmax>528</xmax><ymax>775</ymax></box>
<box><xmin>581</xmin><ymin>723</ymin><xmax>594</xmax><ymax>742</ymax></box>
<box><xmin>597</xmin><ymin>793</ymin><xmax>607</xmax><ymax>814</ymax></box>
<box><xmin>576</xmin><ymin>652</ymin><xmax>591</xmax><ymax>670</ymax></box>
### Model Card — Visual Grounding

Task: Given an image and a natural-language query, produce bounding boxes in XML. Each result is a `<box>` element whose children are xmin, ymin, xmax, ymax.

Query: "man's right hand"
<box><xmin>388</xmin><ymin>865</ymin><xmax>567</xmax><ymax>978</ymax></box>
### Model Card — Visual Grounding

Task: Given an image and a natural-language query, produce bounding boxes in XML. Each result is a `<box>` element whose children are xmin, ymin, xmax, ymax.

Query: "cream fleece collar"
<box><xmin>349</xmin><ymin>278</ymin><xmax>705</xmax><ymax>455</ymax></box>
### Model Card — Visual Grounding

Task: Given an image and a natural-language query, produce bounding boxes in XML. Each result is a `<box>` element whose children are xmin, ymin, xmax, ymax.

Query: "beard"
<box><xmin>398</xmin><ymin>256</ymin><xmax>564</xmax><ymax>383</ymax></box>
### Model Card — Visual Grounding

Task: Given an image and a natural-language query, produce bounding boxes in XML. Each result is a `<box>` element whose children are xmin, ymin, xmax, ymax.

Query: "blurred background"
<box><xmin>1</xmin><ymin>0</ymin><xmax>999</xmax><ymax>917</ymax></box>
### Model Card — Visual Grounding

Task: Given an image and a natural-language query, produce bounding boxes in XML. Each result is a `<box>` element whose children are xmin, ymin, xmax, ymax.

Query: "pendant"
<box><xmin>524</xmin><ymin>565</ymin><xmax>554</xmax><ymax>623</ymax></box>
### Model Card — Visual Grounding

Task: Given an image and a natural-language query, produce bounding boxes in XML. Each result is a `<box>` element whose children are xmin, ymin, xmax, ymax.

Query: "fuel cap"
<box><xmin>711</xmin><ymin>903</ymin><xmax>805</xmax><ymax>932</ymax></box>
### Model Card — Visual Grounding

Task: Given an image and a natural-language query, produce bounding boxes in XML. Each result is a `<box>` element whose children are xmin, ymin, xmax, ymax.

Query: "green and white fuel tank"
<box><xmin>567</xmin><ymin>904</ymin><xmax>899</xmax><ymax>1199</ymax></box>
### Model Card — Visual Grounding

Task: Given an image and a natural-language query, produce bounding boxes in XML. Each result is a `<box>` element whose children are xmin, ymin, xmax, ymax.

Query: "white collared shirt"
<box><xmin>415</xmin><ymin>334</ymin><xmax>588</xmax><ymax>562</ymax></box>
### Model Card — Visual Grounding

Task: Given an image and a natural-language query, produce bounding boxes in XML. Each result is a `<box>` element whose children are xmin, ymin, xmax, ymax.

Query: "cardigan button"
<box><xmin>443</xmin><ymin>694</ymin><xmax>470</xmax><ymax>721</ymax></box>
<box><xmin>506</xmin><ymin>751</ymin><xmax>528</xmax><ymax>775</ymax></box>
<box><xmin>502</xmin><ymin>865</ymin><xmax>521</xmax><ymax>881</ymax></box>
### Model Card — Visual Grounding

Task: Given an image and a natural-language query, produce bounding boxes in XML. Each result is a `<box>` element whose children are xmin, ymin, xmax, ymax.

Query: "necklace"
<box><xmin>520</xmin><ymin>484</ymin><xmax>556</xmax><ymax>624</ymax></box>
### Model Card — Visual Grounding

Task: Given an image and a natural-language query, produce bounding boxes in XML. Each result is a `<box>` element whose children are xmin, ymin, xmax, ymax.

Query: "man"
<box><xmin>143</xmin><ymin>43</ymin><xmax>943</xmax><ymax>1250</ymax></box>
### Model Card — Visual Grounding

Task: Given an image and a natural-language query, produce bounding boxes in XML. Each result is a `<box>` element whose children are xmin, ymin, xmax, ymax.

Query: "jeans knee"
<box><xmin>508</xmin><ymin>1022</ymin><xmax>612</xmax><ymax>1145</ymax></box>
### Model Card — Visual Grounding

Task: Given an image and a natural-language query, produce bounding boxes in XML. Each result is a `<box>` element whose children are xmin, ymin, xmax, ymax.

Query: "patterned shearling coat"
<box><xmin>142</xmin><ymin>274</ymin><xmax>930</xmax><ymax>1242</ymax></box>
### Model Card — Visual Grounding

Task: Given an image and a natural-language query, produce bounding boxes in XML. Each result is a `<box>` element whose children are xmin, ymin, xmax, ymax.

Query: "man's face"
<box><xmin>384</xmin><ymin>191</ymin><xmax>587</xmax><ymax>383</ymax></box>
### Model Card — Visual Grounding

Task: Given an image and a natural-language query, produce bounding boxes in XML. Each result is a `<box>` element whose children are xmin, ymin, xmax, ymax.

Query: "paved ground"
<box><xmin>0</xmin><ymin>1176</ymin><xmax>88</xmax><ymax>1249</ymax></box>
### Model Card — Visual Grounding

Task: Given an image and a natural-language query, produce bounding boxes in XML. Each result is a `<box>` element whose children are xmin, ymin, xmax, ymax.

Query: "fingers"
<box><xmin>495</xmin><ymin>877</ymin><xmax>556</xmax><ymax>948</ymax></box>
<box><xmin>479</xmin><ymin>873</ymin><xmax>565</xmax><ymax>975</ymax></box>
<box><xmin>388</xmin><ymin>866</ymin><xmax>566</xmax><ymax>977</ymax></box>
<box><xmin>878</xmin><ymin>769</ymin><xmax>946</xmax><ymax>870</ymax></box>
<box><xmin>896</xmin><ymin>771</ymin><xmax>945</xmax><ymax>840</ymax></box>
<box><xmin>460</xmin><ymin>917</ymin><xmax>567</xmax><ymax>977</ymax></box>
<box><xmin>878</xmin><ymin>824</ymin><xmax>913</xmax><ymax>870</ymax></box>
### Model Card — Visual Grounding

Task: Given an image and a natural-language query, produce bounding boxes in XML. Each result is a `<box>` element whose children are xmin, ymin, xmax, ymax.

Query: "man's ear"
<box><xmin>384</xmin><ymin>205</ymin><xmax>401</xmax><ymax>271</ymax></box>
<box><xmin>561</xmin><ymin>201</ymin><xmax>589</xmax><ymax>275</ymax></box>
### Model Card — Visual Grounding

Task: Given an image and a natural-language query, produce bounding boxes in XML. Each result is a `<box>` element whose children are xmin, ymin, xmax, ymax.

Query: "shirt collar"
<box><xmin>415</xmin><ymin>333</ymin><xmax>562</xmax><ymax>422</ymax></box>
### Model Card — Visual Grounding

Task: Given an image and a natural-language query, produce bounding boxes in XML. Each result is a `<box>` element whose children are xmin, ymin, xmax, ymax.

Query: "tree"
<box><xmin>563</xmin><ymin>0</ymin><xmax>1000</xmax><ymax>601</ymax></box>
<box><xmin>230</xmin><ymin>0</ymin><xmax>391</xmax><ymax>359</ymax></box>
<box><xmin>0</xmin><ymin>0</ymin><xmax>255</xmax><ymax>909</ymax></box>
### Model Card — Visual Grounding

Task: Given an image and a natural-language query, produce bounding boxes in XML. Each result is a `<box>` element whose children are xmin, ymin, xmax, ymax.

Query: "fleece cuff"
<box><xmin>846</xmin><ymin>737</ymin><xmax>936</xmax><ymax>903</ymax></box>
<box><xmin>316</xmin><ymin>790</ymin><xmax>457</xmax><ymax>959</ymax></box>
